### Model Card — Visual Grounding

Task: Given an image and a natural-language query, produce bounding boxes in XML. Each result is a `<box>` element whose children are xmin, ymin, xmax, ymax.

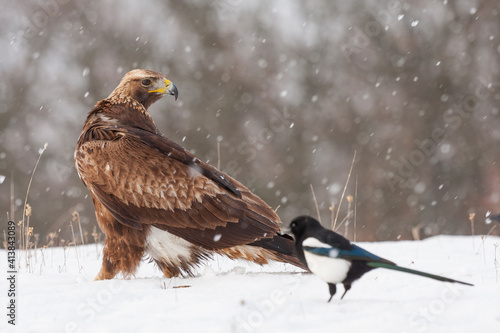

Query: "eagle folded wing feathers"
<box><xmin>75</xmin><ymin>69</ymin><xmax>305</xmax><ymax>280</ymax></box>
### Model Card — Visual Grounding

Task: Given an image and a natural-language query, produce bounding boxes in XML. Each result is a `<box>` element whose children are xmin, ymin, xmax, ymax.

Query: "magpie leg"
<box><xmin>340</xmin><ymin>283</ymin><xmax>352</xmax><ymax>299</ymax></box>
<box><xmin>327</xmin><ymin>283</ymin><xmax>337</xmax><ymax>302</ymax></box>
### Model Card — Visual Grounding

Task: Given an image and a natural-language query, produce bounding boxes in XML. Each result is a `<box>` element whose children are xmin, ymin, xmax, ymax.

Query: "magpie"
<box><xmin>286</xmin><ymin>215</ymin><xmax>473</xmax><ymax>302</ymax></box>
<box><xmin>487</xmin><ymin>214</ymin><xmax>500</xmax><ymax>223</ymax></box>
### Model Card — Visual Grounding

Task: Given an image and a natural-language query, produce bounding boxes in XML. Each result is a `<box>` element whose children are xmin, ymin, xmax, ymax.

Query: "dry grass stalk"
<box><xmin>27</xmin><ymin>240</ymin><xmax>34</xmax><ymax>273</ymax></box>
<box><xmin>41</xmin><ymin>246</ymin><xmax>47</xmax><ymax>268</ymax></box>
<box><xmin>34</xmin><ymin>233</ymin><xmax>39</xmax><ymax>262</ymax></box>
<box><xmin>354</xmin><ymin>175</ymin><xmax>358</xmax><ymax>242</ymax></box>
<box><xmin>72</xmin><ymin>211</ymin><xmax>85</xmax><ymax>246</ymax></box>
<box><xmin>25</xmin><ymin>204</ymin><xmax>33</xmax><ymax>269</ymax></box>
<box><xmin>411</xmin><ymin>223</ymin><xmax>425</xmax><ymax>241</ymax></box>
<box><xmin>334</xmin><ymin>150</ymin><xmax>356</xmax><ymax>229</ymax></box>
<box><xmin>469</xmin><ymin>213</ymin><xmax>475</xmax><ymax>249</ymax></box>
<box><xmin>46</xmin><ymin>232</ymin><xmax>57</xmax><ymax>247</ymax></box>
<box><xmin>19</xmin><ymin>143</ymin><xmax>48</xmax><ymax>270</ymax></box>
<box><xmin>334</xmin><ymin>210</ymin><xmax>353</xmax><ymax>232</ymax></box>
<box><xmin>310</xmin><ymin>184</ymin><xmax>322</xmax><ymax>223</ymax></box>
<box><xmin>487</xmin><ymin>223</ymin><xmax>498</xmax><ymax>236</ymax></box>
<box><xmin>59</xmin><ymin>239</ymin><xmax>67</xmax><ymax>273</ymax></box>
<box><xmin>344</xmin><ymin>195</ymin><xmax>353</xmax><ymax>238</ymax></box>
<box><xmin>217</xmin><ymin>140</ymin><xmax>221</xmax><ymax>170</ymax></box>
<box><xmin>329</xmin><ymin>203</ymin><xmax>335</xmax><ymax>231</ymax></box>
<box><xmin>480</xmin><ymin>223</ymin><xmax>499</xmax><ymax>250</ymax></box>
<box><xmin>69</xmin><ymin>219</ymin><xmax>82</xmax><ymax>272</ymax></box>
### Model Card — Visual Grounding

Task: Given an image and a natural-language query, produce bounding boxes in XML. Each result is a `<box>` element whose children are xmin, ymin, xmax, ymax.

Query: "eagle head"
<box><xmin>110</xmin><ymin>69</ymin><xmax>178</xmax><ymax>109</ymax></box>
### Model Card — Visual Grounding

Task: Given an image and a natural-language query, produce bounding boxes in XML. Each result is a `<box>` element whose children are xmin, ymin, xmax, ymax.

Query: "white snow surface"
<box><xmin>1</xmin><ymin>235</ymin><xmax>499</xmax><ymax>333</ymax></box>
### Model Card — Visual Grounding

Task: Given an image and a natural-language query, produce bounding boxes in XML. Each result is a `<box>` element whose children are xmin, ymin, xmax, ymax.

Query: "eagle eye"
<box><xmin>141</xmin><ymin>79</ymin><xmax>152</xmax><ymax>86</ymax></box>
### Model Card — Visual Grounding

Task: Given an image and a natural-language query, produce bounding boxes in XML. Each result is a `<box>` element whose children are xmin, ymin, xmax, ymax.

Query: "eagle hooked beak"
<box><xmin>149</xmin><ymin>79</ymin><xmax>179</xmax><ymax>100</ymax></box>
<box><xmin>166</xmin><ymin>80</ymin><xmax>179</xmax><ymax>101</ymax></box>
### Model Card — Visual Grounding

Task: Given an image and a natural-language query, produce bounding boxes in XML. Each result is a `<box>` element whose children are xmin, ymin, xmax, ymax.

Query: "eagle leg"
<box><xmin>95</xmin><ymin>234</ymin><xmax>145</xmax><ymax>280</ymax></box>
<box><xmin>95</xmin><ymin>259</ymin><xmax>119</xmax><ymax>281</ymax></box>
<box><xmin>154</xmin><ymin>259</ymin><xmax>181</xmax><ymax>279</ymax></box>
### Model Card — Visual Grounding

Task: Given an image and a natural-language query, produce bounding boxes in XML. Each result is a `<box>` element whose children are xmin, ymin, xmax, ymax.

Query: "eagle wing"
<box><xmin>76</xmin><ymin>124</ymin><xmax>281</xmax><ymax>250</ymax></box>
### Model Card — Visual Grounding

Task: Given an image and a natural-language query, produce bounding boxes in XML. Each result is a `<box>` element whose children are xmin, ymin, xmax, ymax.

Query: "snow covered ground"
<box><xmin>1</xmin><ymin>235</ymin><xmax>499</xmax><ymax>333</ymax></box>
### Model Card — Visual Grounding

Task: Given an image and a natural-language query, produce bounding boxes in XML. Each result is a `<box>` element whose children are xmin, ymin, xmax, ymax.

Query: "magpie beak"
<box><xmin>280</xmin><ymin>226</ymin><xmax>291</xmax><ymax>235</ymax></box>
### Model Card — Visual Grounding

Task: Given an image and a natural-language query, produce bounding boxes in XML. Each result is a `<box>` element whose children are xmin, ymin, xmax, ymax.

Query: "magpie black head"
<box><xmin>289</xmin><ymin>215</ymin><xmax>323</xmax><ymax>240</ymax></box>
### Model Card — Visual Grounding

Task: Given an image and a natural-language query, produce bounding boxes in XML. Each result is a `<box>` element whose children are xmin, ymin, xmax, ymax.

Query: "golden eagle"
<box><xmin>75</xmin><ymin>69</ymin><xmax>305</xmax><ymax>280</ymax></box>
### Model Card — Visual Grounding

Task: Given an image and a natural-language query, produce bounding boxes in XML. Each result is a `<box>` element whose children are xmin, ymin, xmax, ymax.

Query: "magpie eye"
<box><xmin>141</xmin><ymin>79</ymin><xmax>152</xmax><ymax>86</ymax></box>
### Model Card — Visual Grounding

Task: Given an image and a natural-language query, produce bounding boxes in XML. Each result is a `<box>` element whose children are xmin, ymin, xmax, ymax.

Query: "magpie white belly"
<box><xmin>302</xmin><ymin>237</ymin><xmax>352</xmax><ymax>284</ymax></box>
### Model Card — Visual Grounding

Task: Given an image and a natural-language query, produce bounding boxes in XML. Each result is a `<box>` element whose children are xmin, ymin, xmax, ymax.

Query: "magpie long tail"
<box><xmin>367</xmin><ymin>262</ymin><xmax>473</xmax><ymax>286</ymax></box>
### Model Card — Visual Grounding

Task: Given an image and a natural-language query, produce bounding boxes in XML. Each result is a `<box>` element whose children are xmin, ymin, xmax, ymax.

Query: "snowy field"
<box><xmin>1</xmin><ymin>235</ymin><xmax>499</xmax><ymax>333</ymax></box>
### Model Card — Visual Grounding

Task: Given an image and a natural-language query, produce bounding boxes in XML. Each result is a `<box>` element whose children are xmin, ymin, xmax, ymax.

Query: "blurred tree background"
<box><xmin>1</xmin><ymin>0</ymin><xmax>499</xmax><ymax>245</ymax></box>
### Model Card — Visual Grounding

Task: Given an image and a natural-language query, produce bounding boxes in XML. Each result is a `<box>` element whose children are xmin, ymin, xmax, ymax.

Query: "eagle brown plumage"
<box><xmin>75</xmin><ymin>69</ymin><xmax>306</xmax><ymax>280</ymax></box>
